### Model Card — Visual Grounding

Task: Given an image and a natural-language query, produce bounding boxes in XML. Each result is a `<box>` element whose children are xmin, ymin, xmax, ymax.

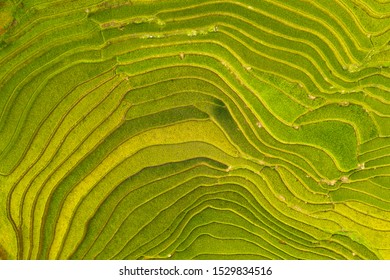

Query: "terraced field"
<box><xmin>0</xmin><ymin>0</ymin><xmax>389</xmax><ymax>260</ymax></box>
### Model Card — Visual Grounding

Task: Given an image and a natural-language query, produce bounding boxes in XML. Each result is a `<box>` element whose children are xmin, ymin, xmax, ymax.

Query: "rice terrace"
<box><xmin>0</xmin><ymin>0</ymin><xmax>389</xmax><ymax>260</ymax></box>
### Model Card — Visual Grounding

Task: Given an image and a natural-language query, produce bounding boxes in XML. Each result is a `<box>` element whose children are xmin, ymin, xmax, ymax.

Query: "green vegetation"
<box><xmin>0</xmin><ymin>0</ymin><xmax>389</xmax><ymax>259</ymax></box>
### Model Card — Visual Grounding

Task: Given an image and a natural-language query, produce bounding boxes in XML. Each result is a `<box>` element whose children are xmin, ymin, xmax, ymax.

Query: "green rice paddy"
<box><xmin>0</xmin><ymin>0</ymin><xmax>389</xmax><ymax>259</ymax></box>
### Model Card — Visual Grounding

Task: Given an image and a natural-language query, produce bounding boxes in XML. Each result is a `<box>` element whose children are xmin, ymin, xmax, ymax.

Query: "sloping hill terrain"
<box><xmin>0</xmin><ymin>0</ymin><xmax>389</xmax><ymax>259</ymax></box>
